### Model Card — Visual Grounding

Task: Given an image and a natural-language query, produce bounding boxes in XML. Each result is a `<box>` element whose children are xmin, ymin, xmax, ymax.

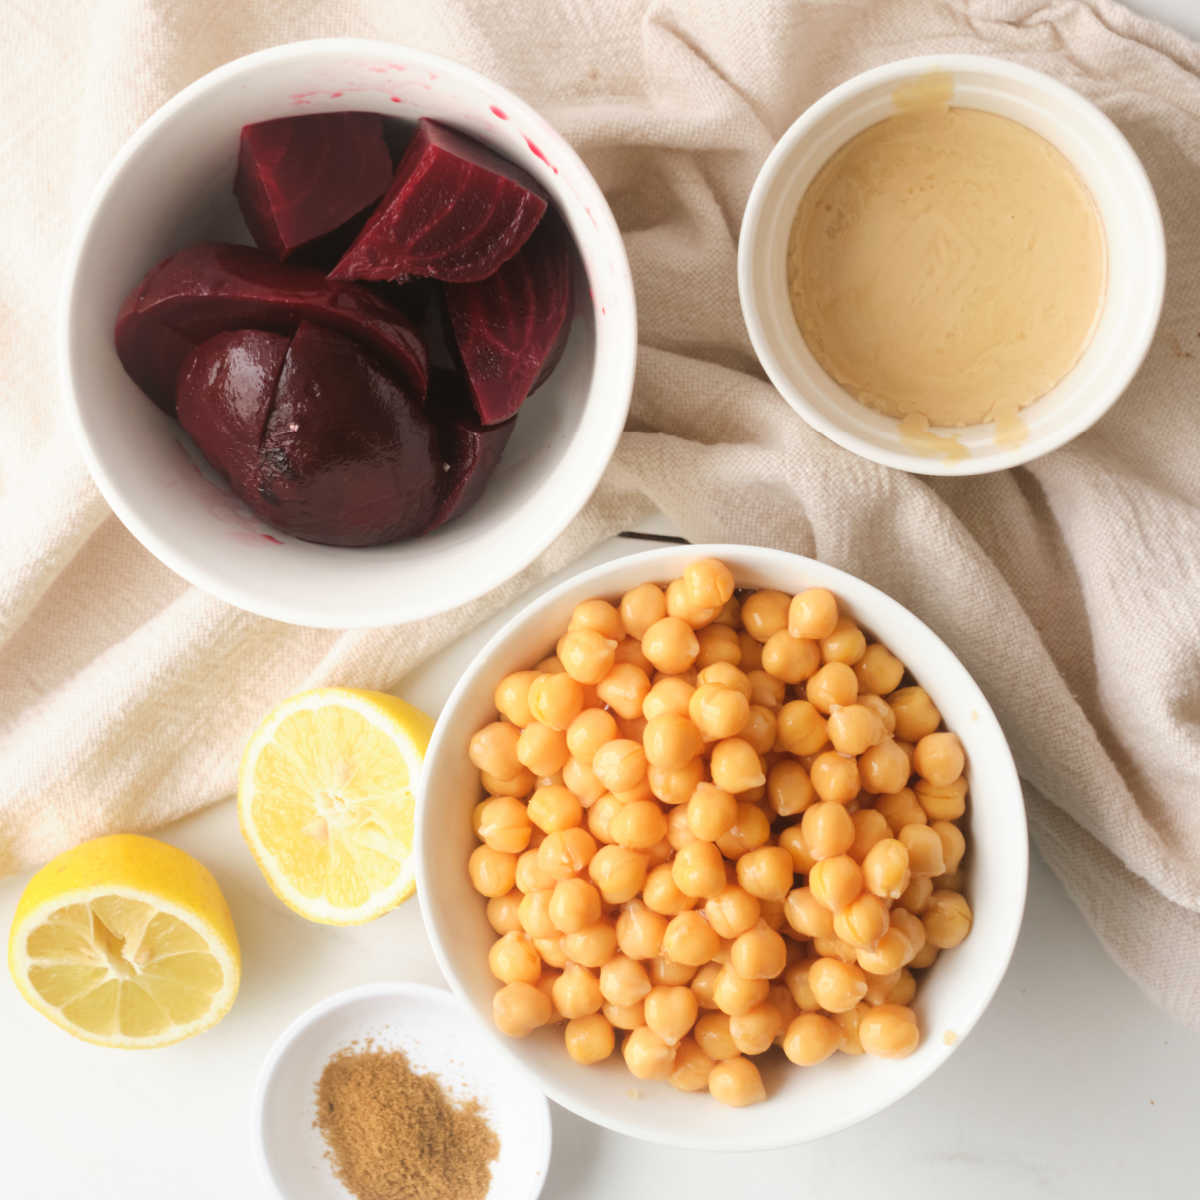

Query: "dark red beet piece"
<box><xmin>329</xmin><ymin>118</ymin><xmax>548</xmax><ymax>283</ymax></box>
<box><xmin>424</xmin><ymin>369</ymin><xmax>516</xmax><ymax>532</ymax></box>
<box><xmin>114</xmin><ymin>243</ymin><xmax>427</xmax><ymax>412</ymax></box>
<box><xmin>234</xmin><ymin>113</ymin><xmax>393</xmax><ymax>261</ymax></box>
<box><xmin>444</xmin><ymin>214</ymin><xmax>574</xmax><ymax>425</ymax></box>
<box><xmin>176</xmin><ymin>329</ymin><xmax>290</xmax><ymax>501</ymax></box>
<box><xmin>250</xmin><ymin>322</ymin><xmax>441</xmax><ymax>546</ymax></box>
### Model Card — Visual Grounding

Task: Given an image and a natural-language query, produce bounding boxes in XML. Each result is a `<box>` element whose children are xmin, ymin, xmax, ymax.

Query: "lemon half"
<box><xmin>238</xmin><ymin>687</ymin><xmax>432</xmax><ymax>925</ymax></box>
<box><xmin>8</xmin><ymin>835</ymin><xmax>241</xmax><ymax>1048</ymax></box>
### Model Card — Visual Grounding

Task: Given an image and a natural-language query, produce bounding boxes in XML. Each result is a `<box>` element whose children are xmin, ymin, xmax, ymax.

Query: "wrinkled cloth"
<box><xmin>1</xmin><ymin>0</ymin><xmax>1198</xmax><ymax>1026</ymax></box>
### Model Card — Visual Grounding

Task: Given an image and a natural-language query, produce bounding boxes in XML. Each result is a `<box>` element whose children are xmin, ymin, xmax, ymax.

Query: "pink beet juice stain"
<box><xmin>490</xmin><ymin>105</ymin><xmax>509</xmax><ymax>119</ymax></box>
<box><xmin>390</xmin><ymin>96</ymin><xmax>403</xmax><ymax>103</ymax></box>
<box><xmin>524</xmin><ymin>137</ymin><xmax>559</xmax><ymax>174</ymax></box>
<box><xmin>261</xmin><ymin>533</ymin><xmax>283</xmax><ymax>545</ymax></box>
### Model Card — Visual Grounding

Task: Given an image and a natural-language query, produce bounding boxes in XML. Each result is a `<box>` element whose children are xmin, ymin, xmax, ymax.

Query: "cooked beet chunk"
<box><xmin>330</xmin><ymin>118</ymin><xmax>548</xmax><ymax>283</ymax></box>
<box><xmin>444</xmin><ymin>214</ymin><xmax>573</xmax><ymax>425</ymax></box>
<box><xmin>234</xmin><ymin>113</ymin><xmax>392</xmax><ymax>261</ymax></box>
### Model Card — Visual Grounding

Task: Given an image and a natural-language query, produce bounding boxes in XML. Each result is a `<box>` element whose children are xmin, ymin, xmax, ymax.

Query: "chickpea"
<box><xmin>777</xmin><ymin>823</ymin><xmax>817</xmax><ymax>873</ymax></box>
<box><xmin>527</xmin><ymin>785</ymin><xmax>582</xmax><ymax>834</ymax></box>
<box><xmin>648</xmin><ymin>955</ymin><xmax>697</xmax><ymax>987</ymax></box>
<box><xmin>672</xmin><ymin>840</ymin><xmax>727</xmax><ymax>899</ymax></box>
<box><xmin>552</xmin><ymin>962</ymin><xmax>604</xmax><ymax>1018</ymax></box>
<box><xmin>697</xmin><ymin>661</ymin><xmax>752</xmax><ymax>698</ymax></box>
<box><xmin>691</xmin><ymin>961</ymin><xmax>723</xmax><ymax>1010</ymax></box>
<box><xmin>897</xmin><ymin>874</ymin><xmax>933</xmax><ymax>915</ymax></box>
<box><xmin>563</xmin><ymin>921</ymin><xmax>619</xmax><ymax>968</ymax></box>
<box><xmin>813</xmin><ymin>935</ymin><xmax>861</xmax><ymax>965</ymax></box>
<box><xmin>688</xmin><ymin>684</ymin><xmax>750</xmax><ymax>742</ymax></box>
<box><xmin>649</xmin><ymin>758</ymin><xmax>709</xmax><ymax>807</ymax></box>
<box><xmin>695</xmin><ymin>624</ymin><xmax>742</xmax><ymax>670</ymax></box>
<box><xmin>888</xmin><ymin>686</ymin><xmax>942</xmax><ymax>742</ymax></box>
<box><xmin>612</xmin><ymin>778</ymin><xmax>654</xmax><ymax>806</ymax></box>
<box><xmin>714</xmin><ymin>803</ymin><xmax>772</xmax><ymax>858</ymax></box>
<box><xmin>859</xmin><ymin>738</ymin><xmax>911</xmax><ymax>795</ymax></box>
<box><xmin>809</xmin><ymin>751</ymin><xmax>861</xmax><ymax>805</ymax></box>
<box><xmin>613</xmin><ymin>638</ymin><xmax>654</xmax><ymax>674</ymax></box>
<box><xmin>481</xmin><ymin>765</ymin><xmax>533</xmax><ymax>801</ymax></box>
<box><xmin>833</xmin><ymin>1003</ymin><xmax>867</xmax><ymax>1054</ymax></box>
<box><xmin>858</xmin><ymin>692</ymin><xmax>898</xmax><ymax>735</ymax></box>
<box><xmin>476</xmin><ymin>796</ymin><xmax>532</xmax><ymax>855</ymax></box>
<box><xmin>469</xmin><ymin>721</ymin><xmax>522</xmax><ymax>779</ymax></box>
<box><xmin>708</xmin><ymin>1056</ymin><xmax>766</xmax><ymax>1107</ymax></box>
<box><xmin>909</xmin><ymin>941</ymin><xmax>939</xmax><ymax>969</ymax></box>
<box><xmin>852</xmin><ymin>643</ymin><xmax>903</xmax><ymax>695</ymax></box>
<box><xmin>644</xmin><ymin>985</ymin><xmax>700</xmax><ymax>1046</ymax></box>
<box><xmin>800</xmin><ymin>800</ymin><xmax>855</xmax><ymax>861</ymax></box>
<box><xmin>762</xmin><ymin>759</ymin><xmax>812</xmax><ymax>821</ymax></box>
<box><xmin>859</xmin><ymin>1004</ymin><xmax>919</xmax><ymax>1058</ymax></box>
<box><xmin>805</xmin><ymin>662</ymin><xmax>858</xmax><ymax>714</ymax></box>
<box><xmin>487</xmin><ymin>890</ymin><xmax>524</xmax><ymax>936</ymax></box>
<box><xmin>782</xmin><ymin>1011</ymin><xmax>841</xmax><ymax>1065</ymax></box>
<box><xmin>808</xmin><ymin>855</ymin><xmax>864</xmax><ymax>912</ymax></box>
<box><xmin>710</xmin><ymin>738</ymin><xmax>765</xmax><ymax>793</ymax></box>
<box><xmin>516</xmin><ymin>722</ymin><xmax>571</xmax><ymax>778</ymax></box>
<box><xmin>912</xmin><ymin>731</ymin><xmax>965</xmax><ymax>787</ymax></box>
<box><xmin>747</xmin><ymin>669</ymin><xmax>786</xmax><ymax>710</ymax></box>
<box><xmin>518</xmin><ymin>889</ymin><xmax>556</xmax><ymax>939</ymax></box>
<box><xmin>783</xmin><ymin>959</ymin><xmax>820</xmax><ymax>1011</ymax></box>
<box><xmin>827</xmin><ymin>704</ymin><xmax>886</xmax><ymax>756</ymax></box>
<box><xmin>741</xmin><ymin>589</ymin><xmax>790</xmax><ymax>642</ymax></box>
<box><xmin>863</xmin><ymin>968</ymin><xmax>901</xmax><ymax>1005</ymax></box>
<box><xmin>856</xmin><ymin>927</ymin><xmax>915</xmax><ymax>975</ymax></box>
<box><xmin>736</xmin><ymin>846</ymin><xmax>795</xmax><ymax>901</ymax></box>
<box><xmin>586</xmin><ymin>794</ymin><xmax>622</xmax><ymax>844</ymax></box>
<box><xmin>642</xmin><ymin>616</ymin><xmax>701</xmax><ymax>674</ymax></box>
<box><xmin>713</xmin><ymin>964</ymin><xmax>771</xmax><ymax>1017</ymax></box>
<box><xmin>603</xmin><ymin>999</ymin><xmax>645</xmax><ymax>1030</ymax></box>
<box><xmin>740</xmin><ymin>705</ymin><xmax>778</xmax><ymax>756</ymax></box>
<box><xmin>657</xmin><ymin>910</ymin><xmax>718</xmax><ymax>966</ymax></box>
<box><xmin>889</xmin><ymin>908</ymin><xmax>926</xmax><ymax>955</ymax></box>
<box><xmin>643</xmin><ymin>713</ymin><xmax>704</xmax><ymax>770</ymax></box>
<box><xmin>861</xmin><ymin>838</ymin><xmax>911</xmax><ymax>900</ymax></box>
<box><xmin>566</xmin><ymin>709</ymin><xmax>617</xmax><ymax>768</ymax></box>
<box><xmin>623</xmin><ymin>1026</ymin><xmax>676</xmax><ymax>1080</ymax></box>
<box><xmin>599</xmin><ymin>954</ymin><xmax>652</xmax><ymax>1007</ymax></box>
<box><xmin>875</xmin><ymin>787</ymin><xmax>927</xmax><ymax>831</ymax></box>
<box><xmin>686</xmin><ymin>782</ymin><xmax>737</xmax><ymax>841</ymax></box>
<box><xmin>538</xmin><ymin>827</ymin><xmax>597</xmax><ymax>879</ymax></box>
<box><xmin>642</xmin><ymin>862</ymin><xmax>696</xmax><ymax>916</ymax></box>
<box><xmin>564</xmin><ymin>1013</ymin><xmax>615</xmax><ymax>1065</ymax></box>
<box><xmin>694</xmin><ymin>1011</ymin><xmax>739</xmax><ymax>1060</ymax></box>
<box><xmin>534</xmin><ymin>935</ymin><xmax>567</xmax><ymax>968</ymax></box>
<box><xmin>819</xmin><ymin>616</ymin><xmax>867</xmax><ymax>666</ymax></box>
<box><xmin>641</xmin><ymin>676</ymin><xmax>695</xmax><ymax>721</ymax></box>
<box><xmin>592</xmin><ymin>738</ymin><xmax>648</xmax><ymax>793</ymax></box>
<box><xmin>667</xmin><ymin>803</ymin><xmax>699</xmax><ymax>851</ymax></box>
<box><xmin>488</xmin><ymin>932</ymin><xmax>542</xmax><ymax>984</ymax></box>
<box><xmin>761</xmin><ymin>631</ymin><xmax>822</xmax><ymax>684</ymax></box>
<box><xmin>833</xmin><ymin>893</ymin><xmax>890</xmax><ymax>949</ymax></box>
<box><xmin>549</xmin><ymin>877</ymin><xmax>602</xmax><ymax>934</ymax></box>
<box><xmin>699</xmin><ymin>882</ymin><xmax>757</xmax><ymax>940</ymax></box>
<box><xmin>536</xmin><ymin>655</ymin><xmax>565</xmax><ymax>675</ymax></box>
<box><xmin>616</xmin><ymin>715</ymin><xmax>649</xmax><ymax>745</ymax></box>
<box><xmin>563</xmin><ymin>757</ymin><xmax>606</xmax><ymax>805</ymax></box>
<box><xmin>914</xmin><ymin>776</ymin><xmax>968</xmax><ymax>821</ymax></box>
<box><xmin>492</xmin><ymin>980</ymin><xmax>553</xmax><ymax>1038</ymax></box>
<box><xmin>775</xmin><ymin>700</ymin><xmax>829</xmax><ymax>756</ymax></box>
<box><xmin>923</xmin><ymin>890</ymin><xmax>973</xmax><ymax>948</ymax></box>
<box><xmin>569</xmin><ymin>597</ymin><xmax>624</xmax><ymax>641</ymax></box>
<box><xmin>597</xmin><ymin>662</ymin><xmax>652</xmax><ymax>720</ymax></box>
<box><xmin>782</xmin><ymin>885</ymin><xmax>833</xmax><ymax>940</ymax></box>
<box><xmin>808</xmin><ymin>957</ymin><xmax>868</xmax><ymax>1013</ymax></box>
<box><xmin>615</xmin><ymin>900</ymin><xmax>668</xmax><ymax>960</ymax></box>
<box><xmin>899</xmin><ymin>823</ymin><xmax>947</xmax><ymax>878</ymax></box>
<box><xmin>848</xmin><ymin>809</ymin><xmax>889</xmax><ymax>863</ymax></box>
<box><xmin>669</xmin><ymin>1037</ymin><xmax>715</xmax><ymax>1092</ymax></box>
<box><xmin>556</xmin><ymin>628</ymin><xmax>618</xmax><ymax>686</ymax></box>
<box><xmin>666</xmin><ymin>578</ymin><xmax>721</xmax><ymax>629</ymax></box>
<box><xmin>494</xmin><ymin>671</ymin><xmax>540</xmax><ymax>727</ymax></box>
<box><xmin>729</xmin><ymin>1001</ymin><xmax>784</xmax><ymax>1055</ymax></box>
<box><xmin>731</xmin><ymin>924</ymin><xmax>787</xmax><ymax>980</ymax></box>
<box><xmin>887</xmin><ymin>969</ymin><xmax>917</xmax><ymax>1005</ymax></box>
<box><xmin>611</xmin><ymin>800</ymin><xmax>669</xmax><ymax>851</ymax></box>
<box><xmin>527</xmin><ymin>672</ymin><xmax>585</xmax><ymax>731</ymax></box>
<box><xmin>469</xmin><ymin>845</ymin><xmax>518</xmax><ymax>897</ymax></box>
<box><xmin>931</xmin><ymin>820</ymin><xmax>966</xmax><ymax>874</ymax></box>
<box><xmin>620</xmin><ymin>583</ymin><xmax>668</xmax><ymax>639</ymax></box>
<box><xmin>680</xmin><ymin>557</ymin><xmax>733</xmax><ymax>610</ymax></box>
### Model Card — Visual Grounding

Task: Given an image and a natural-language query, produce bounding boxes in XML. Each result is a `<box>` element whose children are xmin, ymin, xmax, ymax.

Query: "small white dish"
<box><xmin>61</xmin><ymin>38</ymin><xmax>636</xmax><ymax>627</ymax></box>
<box><xmin>738</xmin><ymin>54</ymin><xmax>1165</xmax><ymax>475</ymax></box>
<box><xmin>255</xmin><ymin>981</ymin><xmax>551</xmax><ymax>1200</ymax></box>
<box><xmin>416</xmin><ymin>543</ymin><xmax>1028</xmax><ymax>1149</ymax></box>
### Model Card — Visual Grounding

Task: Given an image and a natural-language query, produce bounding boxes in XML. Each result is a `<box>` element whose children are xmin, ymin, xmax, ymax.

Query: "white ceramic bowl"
<box><xmin>416</xmin><ymin>544</ymin><xmax>1027</xmax><ymax>1149</ymax></box>
<box><xmin>255</xmin><ymin>982</ymin><xmax>551</xmax><ymax>1200</ymax></box>
<box><xmin>739</xmin><ymin>55</ymin><xmax>1164</xmax><ymax>476</ymax></box>
<box><xmin>61</xmin><ymin>38</ymin><xmax>636</xmax><ymax>627</ymax></box>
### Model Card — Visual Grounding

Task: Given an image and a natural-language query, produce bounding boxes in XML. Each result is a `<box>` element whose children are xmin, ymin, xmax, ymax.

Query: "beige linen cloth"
<box><xmin>1</xmin><ymin>0</ymin><xmax>1198</xmax><ymax>1026</ymax></box>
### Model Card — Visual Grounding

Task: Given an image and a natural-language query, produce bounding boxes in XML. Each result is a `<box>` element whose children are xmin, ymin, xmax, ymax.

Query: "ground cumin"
<box><xmin>315</xmin><ymin>1043</ymin><xmax>500</xmax><ymax>1200</ymax></box>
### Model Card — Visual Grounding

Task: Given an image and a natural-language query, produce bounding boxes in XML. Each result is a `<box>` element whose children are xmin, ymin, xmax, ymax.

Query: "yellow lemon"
<box><xmin>8</xmin><ymin>834</ymin><xmax>240</xmax><ymax>1048</ymax></box>
<box><xmin>238</xmin><ymin>687</ymin><xmax>433</xmax><ymax>924</ymax></box>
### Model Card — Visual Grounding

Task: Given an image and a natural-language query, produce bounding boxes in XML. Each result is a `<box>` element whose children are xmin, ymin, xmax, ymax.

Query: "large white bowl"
<box><xmin>739</xmin><ymin>55</ymin><xmax>1164</xmax><ymax>475</ymax></box>
<box><xmin>416</xmin><ymin>544</ymin><xmax>1028</xmax><ymax>1149</ymax></box>
<box><xmin>61</xmin><ymin>39</ymin><xmax>636</xmax><ymax>627</ymax></box>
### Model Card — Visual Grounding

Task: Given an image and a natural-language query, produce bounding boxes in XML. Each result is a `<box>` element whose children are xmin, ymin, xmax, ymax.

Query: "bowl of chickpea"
<box><xmin>415</xmin><ymin>546</ymin><xmax>1027</xmax><ymax>1149</ymax></box>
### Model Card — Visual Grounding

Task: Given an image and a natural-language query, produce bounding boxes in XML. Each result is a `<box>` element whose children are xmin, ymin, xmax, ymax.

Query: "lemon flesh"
<box><xmin>9</xmin><ymin>835</ymin><xmax>240</xmax><ymax>1048</ymax></box>
<box><xmin>238</xmin><ymin>688</ymin><xmax>432</xmax><ymax>924</ymax></box>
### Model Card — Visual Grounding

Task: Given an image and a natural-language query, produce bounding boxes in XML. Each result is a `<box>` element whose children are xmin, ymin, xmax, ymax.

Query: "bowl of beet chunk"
<box><xmin>62</xmin><ymin>39</ymin><xmax>635</xmax><ymax>626</ymax></box>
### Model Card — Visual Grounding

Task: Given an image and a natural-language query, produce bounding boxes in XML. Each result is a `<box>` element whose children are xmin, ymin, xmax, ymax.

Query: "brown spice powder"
<box><xmin>315</xmin><ymin>1043</ymin><xmax>500</xmax><ymax>1200</ymax></box>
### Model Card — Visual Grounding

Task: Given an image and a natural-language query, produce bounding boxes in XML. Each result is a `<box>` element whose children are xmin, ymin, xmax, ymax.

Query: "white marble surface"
<box><xmin>2</xmin><ymin>529</ymin><xmax>1198</xmax><ymax>1198</ymax></box>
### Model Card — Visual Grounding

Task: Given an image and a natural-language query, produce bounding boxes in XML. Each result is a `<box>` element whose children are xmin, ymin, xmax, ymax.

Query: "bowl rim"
<box><xmin>252</xmin><ymin>979</ymin><xmax>552</xmax><ymax>1199</ymax></box>
<box><xmin>59</xmin><ymin>37</ymin><xmax>637</xmax><ymax>628</ymax></box>
<box><xmin>416</xmin><ymin>542</ymin><xmax>1029</xmax><ymax>1149</ymax></box>
<box><xmin>737</xmin><ymin>52</ymin><xmax>1166</xmax><ymax>477</ymax></box>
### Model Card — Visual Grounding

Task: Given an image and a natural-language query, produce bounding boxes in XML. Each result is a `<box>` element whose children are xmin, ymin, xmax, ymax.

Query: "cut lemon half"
<box><xmin>238</xmin><ymin>687</ymin><xmax>433</xmax><ymax>925</ymax></box>
<box><xmin>8</xmin><ymin>834</ymin><xmax>241</xmax><ymax>1048</ymax></box>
